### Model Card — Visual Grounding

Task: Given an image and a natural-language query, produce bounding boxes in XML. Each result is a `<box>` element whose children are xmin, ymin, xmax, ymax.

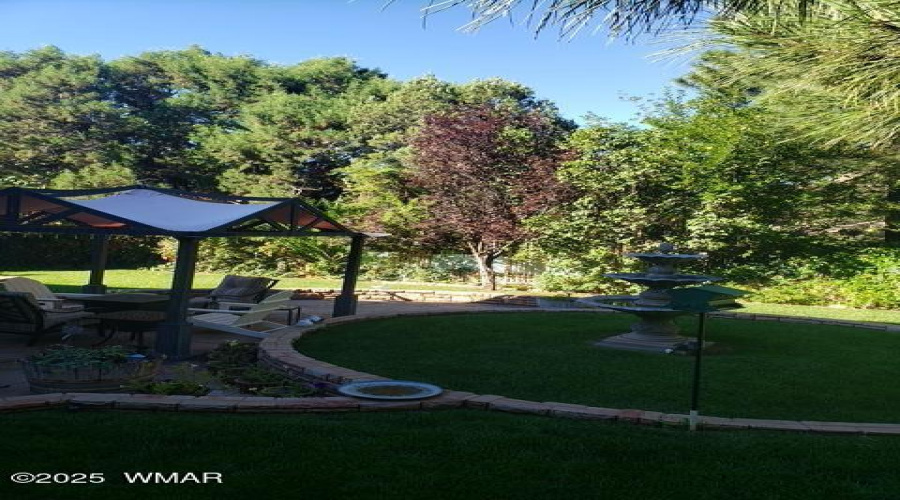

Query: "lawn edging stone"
<box><xmin>253</xmin><ymin>308</ymin><xmax>900</xmax><ymax>435</ymax></box>
<box><xmin>4</xmin><ymin>309</ymin><xmax>894</xmax><ymax>433</ymax></box>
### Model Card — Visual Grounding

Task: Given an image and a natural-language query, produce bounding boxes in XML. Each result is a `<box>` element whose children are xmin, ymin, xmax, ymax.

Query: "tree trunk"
<box><xmin>473</xmin><ymin>253</ymin><xmax>497</xmax><ymax>291</ymax></box>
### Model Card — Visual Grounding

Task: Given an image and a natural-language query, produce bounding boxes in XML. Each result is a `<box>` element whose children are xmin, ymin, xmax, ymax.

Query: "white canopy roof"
<box><xmin>69</xmin><ymin>189</ymin><xmax>277</xmax><ymax>232</ymax></box>
<box><xmin>0</xmin><ymin>186</ymin><xmax>352</xmax><ymax>236</ymax></box>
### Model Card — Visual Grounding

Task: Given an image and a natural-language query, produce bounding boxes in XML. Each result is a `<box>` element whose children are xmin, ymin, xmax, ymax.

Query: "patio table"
<box><xmin>74</xmin><ymin>293</ymin><xmax>169</xmax><ymax>312</ymax></box>
<box><xmin>94</xmin><ymin>310</ymin><xmax>167</xmax><ymax>348</ymax></box>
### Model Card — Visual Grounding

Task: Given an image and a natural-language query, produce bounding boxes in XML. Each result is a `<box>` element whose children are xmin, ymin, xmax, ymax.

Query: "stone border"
<box><xmin>254</xmin><ymin>308</ymin><xmax>900</xmax><ymax>435</ymax></box>
<box><xmin>3</xmin><ymin>308</ymin><xmax>898</xmax><ymax>435</ymax></box>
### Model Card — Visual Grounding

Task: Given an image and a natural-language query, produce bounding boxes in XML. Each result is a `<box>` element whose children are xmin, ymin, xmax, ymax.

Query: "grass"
<box><xmin>0</xmin><ymin>269</ymin><xmax>494</xmax><ymax>293</ymax></box>
<box><xmin>2</xmin><ymin>410</ymin><xmax>900</xmax><ymax>500</ymax></box>
<box><xmin>739</xmin><ymin>302</ymin><xmax>900</xmax><ymax>325</ymax></box>
<box><xmin>6</xmin><ymin>269</ymin><xmax>900</xmax><ymax>323</ymax></box>
<box><xmin>298</xmin><ymin>313</ymin><xmax>900</xmax><ymax>423</ymax></box>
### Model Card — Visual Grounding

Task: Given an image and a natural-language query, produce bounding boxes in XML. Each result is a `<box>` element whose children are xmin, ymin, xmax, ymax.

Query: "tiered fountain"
<box><xmin>578</xmin><ymin>243</ymin><xmax>722</xmax><ymax>353</ymax></box>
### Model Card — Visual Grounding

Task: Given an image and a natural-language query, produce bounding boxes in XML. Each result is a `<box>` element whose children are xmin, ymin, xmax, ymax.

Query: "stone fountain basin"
<box><xmin>626</xmin><ymin>253</ymin><xmax>706</xmax><ymax>260</ymax></box>
<box><xmin>603</xmin><ymin>273</ymin><xmax>722</xmax><ymax>288</ymax></box>
<box><xmin>577</xmin><ymin>296</ymin><xmax>686</xmax><ymax>314</ymax></box>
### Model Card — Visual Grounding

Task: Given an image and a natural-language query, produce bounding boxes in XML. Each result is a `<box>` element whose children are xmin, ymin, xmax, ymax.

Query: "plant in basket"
<box><xmin>20</xmin><ymin>345</ymin><xmax>162</xmax><ymax>394</ymax></box>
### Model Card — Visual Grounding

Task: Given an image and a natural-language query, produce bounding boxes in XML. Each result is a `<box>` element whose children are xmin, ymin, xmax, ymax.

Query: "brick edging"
<box><xmin>255</xmin><ymin>309</ymin><xmax>900</xmax><ymax>435</ymax></box>
<box><xmin>5</xmin><ymin>309</ymin><xmax>897</xmax><ymax>434</ymax></box>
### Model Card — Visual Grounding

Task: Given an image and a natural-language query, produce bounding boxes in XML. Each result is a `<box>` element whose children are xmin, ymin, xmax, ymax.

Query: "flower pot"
<box><xmin>20</xmin><ymin>358</ymin><xmax>161</xmax><ymax>394</ymax></box>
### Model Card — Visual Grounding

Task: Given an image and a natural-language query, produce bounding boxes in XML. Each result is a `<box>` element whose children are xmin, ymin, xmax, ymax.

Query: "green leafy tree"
<box><xmin>685</xmin><ymin>2</ymin><xmax>900</xmax><ymax>244</ymax></box>
<box><xmin>532</xmin><ymin>93</ymin><xmax>872</xmax><ymax>290</ymax></box>
<box><xmin>0</xmin><ymin>47</ymin><xmax>126</xmax><ymax>185</ymax></box>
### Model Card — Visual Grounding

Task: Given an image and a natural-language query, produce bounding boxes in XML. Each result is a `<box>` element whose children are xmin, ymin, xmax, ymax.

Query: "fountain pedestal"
<box><xmin>578</xmin><ymin>243</ymin><xmax>721</xmax><ymax>353</ymax></box>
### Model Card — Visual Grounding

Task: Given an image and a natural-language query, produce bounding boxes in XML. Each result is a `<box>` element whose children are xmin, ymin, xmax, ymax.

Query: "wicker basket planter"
<box><xmin>20</xmin><ymin>346</ymin><xmax>162</xmax><ymax>394</ymax></box>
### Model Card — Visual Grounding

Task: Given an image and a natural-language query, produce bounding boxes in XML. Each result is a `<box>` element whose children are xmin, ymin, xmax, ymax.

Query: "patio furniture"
<box><xmin>95</xmin><ymin>310</ymin><xmax>167</xmax><ymax>348</ymax></box>
<box><xmin>0</xmin><ymin>291</ymin><xmax>95</xmax><ymax>345</ymax></box>
<box><xmin>206</xmin><ymin>301</ymin><xmax>304</xmax><ymax>325</ymax></box>
<box><xmin>0</xmin><ymin>276</ymin><xmax>86</xmax><ymax>312</ymax></box>
<box><xmin>188</xmin><ymin>290</ymin><xmax>295</xmax><ymax>339</ymax></box>
<box><xmin>188</xmin><ymin>275</ymin><xmax>280</xmax><ymax>308</ymax></box>
<box><xmin>74</xmin><ymin>293</ymin><xmax>170</xmax><ymax>312</ymax></box>
<box><xmin>0</xmin><ymin>186</ymin><xmax>368</xmax><ymax>359</ymax></box>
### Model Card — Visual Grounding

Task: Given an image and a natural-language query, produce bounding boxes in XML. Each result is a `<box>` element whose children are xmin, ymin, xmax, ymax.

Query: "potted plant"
<box><xmin>20</xmin><ymin>345</ymin><xmax>162</xmax><ymax>394</ymax></box>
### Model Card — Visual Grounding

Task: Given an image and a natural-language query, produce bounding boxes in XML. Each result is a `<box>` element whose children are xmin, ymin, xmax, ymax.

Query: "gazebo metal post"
<box><xmin>333</xmin><ymin>234</ymin><xmax>366</xmax><ymax>317</ymax></box>
<box><xmin>83</xmin><ymin>235</ymin><xmax>110</xmax><ymax>294</ymax></box>
<box><xmin>156</xmin><ymin>236</ymin><xmax>200</xmax><ymax>359</ymax></box>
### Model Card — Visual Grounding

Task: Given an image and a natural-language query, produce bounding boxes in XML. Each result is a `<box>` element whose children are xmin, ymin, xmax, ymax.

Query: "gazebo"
<box><xmin>0</xmin><ymin>186</ymin><xmax>368</xmax><ymax>358</ymax></box>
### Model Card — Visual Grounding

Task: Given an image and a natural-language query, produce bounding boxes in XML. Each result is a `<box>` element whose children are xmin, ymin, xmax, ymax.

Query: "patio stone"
<box><xmin>700</xmin><ymin>416</ymin><xmax>747</xmax><ymax>429</ymax></box>
<box><xmin>489</xmin><ymin>398</ymin><xmax>550</xmax><ymax>415</ymax></box>
<box><xmin>275</xmin><ymin>397</ymin><xmax>359</xmax><ymax>411</ymax></box>
<box><xmin>235</xmin><ymin>397</ymin><xmax>279</xmax><ymax>412</ymax></box>
<box><xmin>733</xmin><ymin>419</ymin><xmax>810</xmax><ymax>432</ymax></box>
<box><xmin>358</xmin><ymin>400</ymin><xmax>422</xmax><ymax>411</ymax></box>
<box><xmin>463</xmin><ymin>394</ymin><xmax>506</xmax><ymax>409</ymax></box>
<box><xmin>177</xmin><ymin>399</ymin><xmax>241</xmax><ymax>412</ymax></box>
<box><xmin>0</xmin><ymin>393</ymin><xmax>66</xmax><ymax>411</ymax></box>
<box><xmin>66</xmin><ymin>393</ymin><xmax>129</xmax><ymax>409</ymax></box>
<box><xmin>421</xmin><ymin>391</ymin><xmax>479</xmax><ymax>409</ymax></box>
<box><xmin>549</xmin><ymin>406</ymin><xmax>619</xmax><ymax>420</ymax></box>
<box><xmin>115</xmin><ymin>394</ymin><xmax>196</xmax><ymax>411</ymax></box>
<box><xmin>800</xmin><ymin>421</ymin><xmax>866</xmax><ymax>434</ymax></box>
<box><xmin>659</xmin><ymin>414</ymin><xmax>689</xmax><ymax>426</ymax></box>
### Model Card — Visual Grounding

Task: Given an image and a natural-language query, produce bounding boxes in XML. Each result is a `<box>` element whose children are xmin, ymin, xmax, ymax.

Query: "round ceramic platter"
<box><xmin>337</xmin><ymin>380</ymin><xmax>443</xmax><ymax>400</ymax></box>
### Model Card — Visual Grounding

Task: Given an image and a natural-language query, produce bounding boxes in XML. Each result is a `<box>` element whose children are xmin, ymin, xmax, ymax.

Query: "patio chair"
<box><xmin>188</xmin><ymin>275</ymin><xmax>280</xmax><ymax>308</ymax></box>
<box><xmin>187</xmin><ymin>290</ymin><xmax>295</xmax><ymax>339</ymax></box>
<box><xmin>0</xmin><ymin>291</ymin><xmax>95</xmax><ymax>345</ymax></box>
<box><xmin>0</xmin><ymin>276</ymin><xmax>86</xmax><ymax>312</ymax></box>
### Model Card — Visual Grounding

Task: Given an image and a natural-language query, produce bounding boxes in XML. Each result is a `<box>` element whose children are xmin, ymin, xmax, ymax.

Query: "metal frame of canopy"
<box><xmin>0</xmin><ymin>185</ymin><xmax>369</xmax><ymax>359</ymax></box>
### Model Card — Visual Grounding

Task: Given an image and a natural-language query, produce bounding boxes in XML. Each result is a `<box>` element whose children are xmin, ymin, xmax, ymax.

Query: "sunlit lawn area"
<box><xmin>3</xmin><ymin>269</ymin><xmax>899</xmax><ymax>324</ymax></box>
<box><xmin>2</xmin><ymin>410</ymin><xmax>900</xmax><ymax>500</ymax></box>
<box><xmin>739</xmin><ymin>302</ymin><xmax>900</xmax><ymax>325</ymax></box>
<box><xmin>0</xmin><ymin>269</ymin><xmax>490</xmax><ymax>293</ymax></box>
<box><xmin>298</xmin><ymin>312</ymin><xmax>900</xmax><ymax>423</ymax></box>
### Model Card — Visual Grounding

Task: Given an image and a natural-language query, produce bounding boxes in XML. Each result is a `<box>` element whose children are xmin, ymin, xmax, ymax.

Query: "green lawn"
<box><xmin>298</xmin><ymin>313</ymin><xmax>900</xmax><ymax>423</ymax></box>
<box><xmin>0</xmin><ymin>269</ymin><xmax>491</xmax><ymax>293</ymax></box>
<box><xmin>5</xmin><ymin>269</ymin><xmax>900</xmax><ymax>324</ymax></box>
<box><xmin>2</xmin><ymin>410</ymin><xmax>900</xmax><ymax>500</ymax></box>
<box><xmin>739</xmin><ymin>302</ymin><xmax>900</xmax><ymax>325</ymax></box>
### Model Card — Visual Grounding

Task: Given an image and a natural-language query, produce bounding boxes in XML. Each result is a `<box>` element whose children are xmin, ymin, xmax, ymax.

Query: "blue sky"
<box><xmin>0</xmin><ymin>0</ymin><xmax>695</xmax><ymax>123</ymax></box>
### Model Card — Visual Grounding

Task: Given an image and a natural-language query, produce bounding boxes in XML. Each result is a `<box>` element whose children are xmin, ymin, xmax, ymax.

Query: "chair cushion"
<box><xmin>0</xmin><ymin>277</ymin><xmax>56</xmax><ymax>301</ymax></box>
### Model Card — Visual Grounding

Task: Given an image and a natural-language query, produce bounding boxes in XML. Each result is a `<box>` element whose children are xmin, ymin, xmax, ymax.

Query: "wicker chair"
<box><xmin>0</xmin><ymin>292</ymin><xmax>94</xmax><ymax>345</ymax></box>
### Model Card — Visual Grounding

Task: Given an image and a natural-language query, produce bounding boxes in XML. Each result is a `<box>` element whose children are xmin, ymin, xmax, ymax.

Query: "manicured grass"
<box><xmin>2</xmin><ymin>410</ymin><xmax>900</xmax><ymax>500</ymax></box>
<box><xmin>739</xmin><ymin>302</ymin><xmax>900</xmax><ymax>325</ymax></box>
<box><xmin>5</xmin><ymin>269</ymin><xmax>900</xmax><ymax>325</ymax></box>
<box><xmin>0</xmin><ymin>269</ymin><xmax>490</xmax><ymax>293</ymax></box>
<box><xmin>298</xmin><ymin>313</ymin><xmax>900</xmax><ymax>423</ymax></box>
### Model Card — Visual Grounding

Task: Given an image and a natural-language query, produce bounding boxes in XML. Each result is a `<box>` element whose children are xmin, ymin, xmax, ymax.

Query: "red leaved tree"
<box><xmin>409</xmin><ymin>103</ymin><xmax>571</xmax><ymax>289</ymax></box>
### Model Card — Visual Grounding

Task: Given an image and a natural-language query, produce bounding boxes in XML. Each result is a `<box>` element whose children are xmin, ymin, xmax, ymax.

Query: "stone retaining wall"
<box><xmin>293</xmin><ymin>288</ymin><xmax>537</xmax><ymax>306</ymax></box>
